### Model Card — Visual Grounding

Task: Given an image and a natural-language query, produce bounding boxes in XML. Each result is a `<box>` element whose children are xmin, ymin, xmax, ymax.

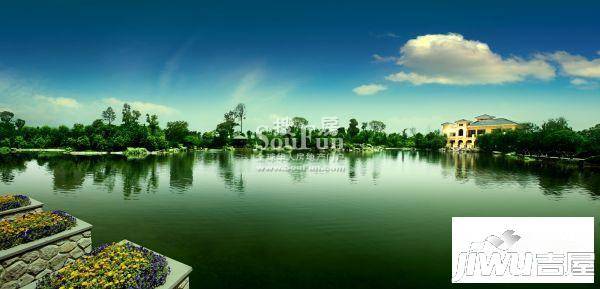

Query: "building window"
<box><xmin>458</xmin><ymin>129</ymin><xmax>464</xmax><ymax>136</ymax></box>
<box><xmin>477</xmin><ymin>129</ymin><xmax>485</xmax><ymax>135</ymax></box>
<box><xmin>468</xmin><ymin>130</ymin><xmax>476</xmax><ymax>137</ymax></box>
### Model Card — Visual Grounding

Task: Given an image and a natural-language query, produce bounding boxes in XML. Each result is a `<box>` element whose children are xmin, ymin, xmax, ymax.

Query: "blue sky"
<box><xmin>0</xmin><ymin>0</ymin><xmax>599</xmax><ymax>132</ymax></box>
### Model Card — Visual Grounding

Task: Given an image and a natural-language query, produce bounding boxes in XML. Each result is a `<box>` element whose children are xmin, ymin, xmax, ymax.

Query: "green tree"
<box><xmin>14</xmin><ymin>119</ymin><xmax>25</xmax><ymax>131</ymax></box>
<box><xmin>361</xmin><ymin>122</ymin><xmax>368</xmax><ymax>131</ymax></box>
<box><xmin>121</xmin><ymin>104</ymin><xmax>141</xmax><ymax>126</ymax></box>
<box><xmin>234</xmin><ymin>103</ymin><xmax>247</xmax><ymax>133</ymax></box>
<box><xmin>292</xmin><ymin>117</ymin><xmax>308</xmax><ymax>130</ymax></box>
<box><xmin>165</xmin><ymin>121</ymin><xmax>190</xmax><ymax>146</ymax></box>
<box><xmin>102</xmin><ymin>107</ymin><xmax>116</xmax><ymax>125</ymax></box>
<box><xmin>368</xmin><ymin>120</ymin><xmax>386</xmax><ymax>132</ymax></box>
<box><xmin>0</xmin><ymin>111</ymin><xmax>14</xmax><ymax>124</ymax></box>
<box><xmin>146</xmin><ymin>114</ymin><xmax>159</xmax><ymax>134</ymax></box>
<box><xmin>347</xmin><ymin>119</ymin><xmax>359</xmax><ymax>138</ymax></box>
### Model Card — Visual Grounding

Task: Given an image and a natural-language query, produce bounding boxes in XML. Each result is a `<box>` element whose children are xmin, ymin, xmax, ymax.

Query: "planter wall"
<box><xmin>19</xmin><ymin>240</ymin><xmax>192</xmax><ymax>289</ymax></box>
<box><xmin>126</xmin><ymin>241</ymin><xmax>192</xmax><ymax>289</ymax></box>
<box><xmin>0</xmin><ymin>219</ymin><xmax>92</xmax><ymax>289</ymax></box>
<box><xmin>0</xmin><ymin>199</ymin><xmax>43</xmax><ymax>221</ymax></box>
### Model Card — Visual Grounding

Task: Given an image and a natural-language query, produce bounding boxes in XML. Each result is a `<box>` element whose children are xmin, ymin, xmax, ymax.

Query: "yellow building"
<box><xmin>441</xmin><ymin>114</ymin><xmax>519</xmax><ymax>149</ymax></box>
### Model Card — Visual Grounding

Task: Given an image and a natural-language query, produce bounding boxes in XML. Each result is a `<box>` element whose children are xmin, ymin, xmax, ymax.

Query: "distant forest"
<box><xmin>0</xmin><ymin>103</ymin><xmax>446</xmax><ymax>152</ymax></box>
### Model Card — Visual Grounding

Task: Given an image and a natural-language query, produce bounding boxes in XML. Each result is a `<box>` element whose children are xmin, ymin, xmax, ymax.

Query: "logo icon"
<box><xmin>452</xmin><ymin>217</ymin><xmax>594</xmax><ymax>283</ymax></box>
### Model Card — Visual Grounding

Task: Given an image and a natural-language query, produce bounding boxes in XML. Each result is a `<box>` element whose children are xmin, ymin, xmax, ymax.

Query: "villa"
<box><xmin>441</xmin><ymin>115</ymin><xmax>519</xmax><ymax>149</ymax></box>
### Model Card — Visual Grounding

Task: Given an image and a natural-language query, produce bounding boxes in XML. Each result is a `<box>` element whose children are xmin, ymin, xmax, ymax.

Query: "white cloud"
<box><xmin>546</xmin><ymin>51</ymin><xmax>600</xmax><ymax>79</ymax></box>
<box><xmin>372</xmin><ymin>54</ymin><xmax>397</xmax><ymax>63</ymax></box>
<box><xmin>353</xmin><ymin>83</ymin><xmax>387</xmax><ymax>95</ymax></box>
<box><xmin>372</xmin><ymin>32</ymin><xmax>401</xmax><ymax>39</ymax></box>
<box><xmin>232</xmin><ymin>69</ymin><xmax>263</xmax><ymax>103</ymax></box>
<box><xmin>384</xmin><ymin>32</ymin><xmax>400</xmax><ymax>38</ymax></box>
<box><xmin>385</xmin><ymin>33</ymin><xmax>555</xmax><ymax>85</ymax></box>
<box><xmin>385</xmin><ymin>72</ymin><xmax>455</xmax><ymax>85</ymax></box>
<box><xmin>570</xmin><ymin>78</ymin><xmax>598</xmax><ymax>90</ymax></box>
<box><xmin>570</xmin><ymin>78</ymin><xmax>589</xmax><ymax>86</ymax></box>
<box><xmin>158</xmin><ymin>38</ymin><xmax>196</xmax><ymax>89</ymax></box>
<box><xmin>229</xmin><ymin>67</ymin><xmax>294</xmax><ymax>106</ymax></box>
<box><xmin>35</xmin><ymin>95</ymin><xmax>81</xmax><ymax>108</ymax></box>
<box><xmin>102</xmin><ymin>98</ymin><xmax>177</xmax><ymax>115</ymax></box>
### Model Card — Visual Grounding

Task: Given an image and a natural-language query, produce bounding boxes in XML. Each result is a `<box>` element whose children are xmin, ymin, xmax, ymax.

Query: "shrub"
<box><xmin>38</xmin><ymin>242</ymin><xmax>170</xmax><ymax>289</ymax></box>
<box><xmin>0</xmin><ymin>210</ymin><xmax>76</xmax><ymax>250</ymax></box>
<box><xmin>0</xmin><ymin>146</ymin><xmax>10</xmax><ymax>155</ymax></box>
<box><xmin>124</xmin><ymin>147</ymin><xmax>149</xmax><ymax>158</ymax></box>
<box><xmin>0</xmin><ymin>194</ymin><xmax>31</xmax><ymax>212</ymax></box>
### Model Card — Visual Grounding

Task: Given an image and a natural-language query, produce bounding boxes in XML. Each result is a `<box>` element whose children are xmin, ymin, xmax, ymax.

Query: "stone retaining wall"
<box><xmin>175</xmin><ymin>277</ymin><xmax>190</xmax><ymax>289</ymax></box>
<box><xmin>0</xmin><ymin>220</ymin><xmax>92</xmax><ymax>289</ymax></box>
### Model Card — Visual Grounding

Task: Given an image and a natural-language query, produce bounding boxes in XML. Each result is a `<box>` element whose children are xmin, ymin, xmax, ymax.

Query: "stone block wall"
<box><xmin>176</xmin><ymin>277</ymin><xmax>190</xmax><ymax>289</ymax></box>
<box><xmin>0</xmin><ymin>230</ymin><xmax>92</xmax><ymax>289</ymax></box>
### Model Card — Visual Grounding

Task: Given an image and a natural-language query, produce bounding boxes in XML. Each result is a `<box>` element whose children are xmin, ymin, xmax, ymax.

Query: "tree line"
<box><xmin>477</xmin><ymin>117</ymin><xmax>600</xmax><ymax>158</ymax></box>
<box><xmin>244</xmin><ymin>117</ymin><xmax>446</xmax><ymax>150</ymax></box>
<box><xmin>0</xmin><ymin>104</ymin><xmax>447</xmax><ymax>152</ymax></box>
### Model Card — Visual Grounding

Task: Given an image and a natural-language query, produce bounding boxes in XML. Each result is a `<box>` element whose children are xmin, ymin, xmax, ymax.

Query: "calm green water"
<box><xmin>1</xmin><ymin>151</ymin><xmax>599</xmax><ymax>288</ymax></box>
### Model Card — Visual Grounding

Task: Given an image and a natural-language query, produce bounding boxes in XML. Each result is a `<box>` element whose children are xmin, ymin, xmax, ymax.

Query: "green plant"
<box><xmin>0</xmin><ymin>146</ymin><xmax>10</xmax><ymax>155</ymax></box>
<box><xmin>124</xmin><ymin>147</ymin><xmax>149</xmax><ymax>158</ymax></box>
<box><xmin>38</xmin><ymin>242</ymin><xmax>170</xmax><ymax>289</ymax></box>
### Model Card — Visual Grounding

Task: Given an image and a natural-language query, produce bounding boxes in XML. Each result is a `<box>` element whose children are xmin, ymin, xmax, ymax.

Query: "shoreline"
<box><xmin>3</xmin><ymin>147</ymin><xmax>599</xmax><ymax>165</ymax></box>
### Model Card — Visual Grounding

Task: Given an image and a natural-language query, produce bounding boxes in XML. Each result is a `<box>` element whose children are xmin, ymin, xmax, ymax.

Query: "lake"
<box><xmin>1</xmin><ymin>151</ymin><xmax>599</xmax><ymax>288</ymax></box>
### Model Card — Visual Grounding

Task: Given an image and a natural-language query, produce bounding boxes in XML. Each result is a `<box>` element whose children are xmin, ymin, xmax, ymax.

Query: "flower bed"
<box><xmin>0</xmin><ymin>210</ymin><xmax>76</xmax><ymax>250</ymax></box>
<box><xmin>0</xmin><ymin>194</ymin><xmax>31</xmax><ymax>212</ymax></box>
<box><xmin>37</xmin><ymin>242</ymin><xmax>170</xmax><ymax>289</ymax></box>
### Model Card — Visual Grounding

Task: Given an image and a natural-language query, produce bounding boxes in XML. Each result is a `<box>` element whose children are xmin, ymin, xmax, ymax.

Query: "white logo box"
<box><xmin>452</xmin><ymin>217</ymin><xmax>594</xmax><ymax>283</ymax></box>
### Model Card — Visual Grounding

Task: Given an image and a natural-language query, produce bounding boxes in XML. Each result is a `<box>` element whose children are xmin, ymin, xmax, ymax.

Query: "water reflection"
<box><xmin>0</xmin><ymin>155</ymin><xmax>27</xmax><ymax>183</ymax></box>
<box><xmin>0</xmin><ymin>151</ymin><xmax>598</xmax><ymax>199</ymax></box>
<box><xmin>169</xmin><ymin>153</ymin><xmax>194</xmax><ymax>192</ymax></box>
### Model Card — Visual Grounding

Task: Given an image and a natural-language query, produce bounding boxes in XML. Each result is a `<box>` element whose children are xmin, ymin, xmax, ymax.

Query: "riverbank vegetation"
<box><xmin>477</xmin><ymin>118</ymin><xmax>600</xmax><ymax>158</ymax></box>
<box><xmin>0</xmin><ymin>104</ymin><xmax>446</xmax><ymax>152</ymax></box>
<box><xmin>2</xmin><ymin>104</ymin><xmax>596</xmax><ymax>155</ymax></box>
<box><xmin>124</xmin><ymin>147</ymin><xmax>150</xmax><ymax>158</ymax></box>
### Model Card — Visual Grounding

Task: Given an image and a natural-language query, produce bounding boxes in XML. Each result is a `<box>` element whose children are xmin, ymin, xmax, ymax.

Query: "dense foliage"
<box><xmin>0</xmin><ymin>194</ymin><xmax>30</xmax><ymax>212</ymax></box>
<box><xmin>0</xmin><ymin>105</ymin><xmax>448</xmax><ymax>151</ymax></box>
<box><xmin>246</xmin><ymin>119</ymin><xmax>447</xmax><ymax>151</ymax></box>
<box><xmin>477</xmin><ymin>118</ymin><xmax>600</xmax><ymax>158</ymax></box>
<box><xmin>38</xmin><ymin>242</ymin><xmax>170</xmax><ymax>289</ymax></box>
<box><xmin>0</xmin><ymin>210</ymin><xmax>76</xmax><ymax>250</ymax></box>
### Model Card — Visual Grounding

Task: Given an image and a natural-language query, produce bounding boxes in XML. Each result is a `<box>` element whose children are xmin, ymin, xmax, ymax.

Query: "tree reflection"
<box><xmin>35</xmin><ymin>155</ymin><xmax>161</xmax><ymax>199</ymax></box>
<box><xmin>0</xmin><ymin>155</ymin><xmax>28</xmax><ymax>184</ymax></box>
<box><xmin>436</xmin><ymin>152</ymin><xmax>600</xmax><ymax>197</ymax></box>
<box><xmin>169</xmin><ymin>153</ymin><xmax>194</xmax><ymax>192</ymax></box>
<box><xmin>0</xmin><ymin>151</ymin><xmax>598</xmax><ymax>200</ymax></box>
